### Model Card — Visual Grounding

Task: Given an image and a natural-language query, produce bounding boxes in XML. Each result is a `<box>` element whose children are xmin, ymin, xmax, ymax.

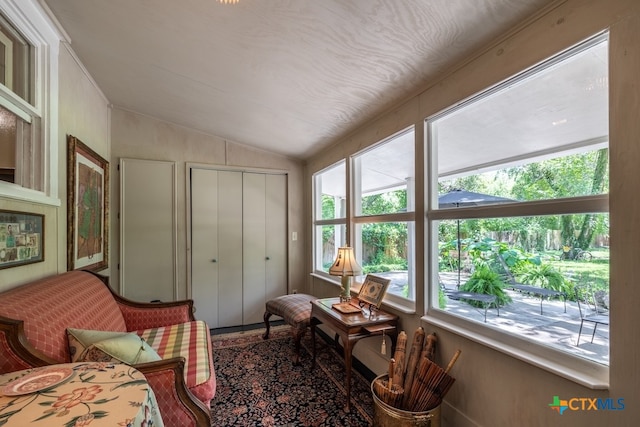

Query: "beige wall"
<box><xmin>0</xmin><ymin>36</ymin><xmax>306</xmax><ymax>304</ymax></box>
<box><xmin>0</xmin><ymin>43</ymin><xmax>110</xmax><ymax>290</ymax></box>
<box><xmin>109</xmin><ymin>108</ymin><xmax>305</xmax><ymax>300</ymax></box>
<box><xmin>305</xmin><ymin>0</ymin><xmax>639</xmax><ymax>425</ymax></box>
<box><xmin>1</xmin><ymin>1</ymin><xmax>637</xmax><ymax>424</ymax></box>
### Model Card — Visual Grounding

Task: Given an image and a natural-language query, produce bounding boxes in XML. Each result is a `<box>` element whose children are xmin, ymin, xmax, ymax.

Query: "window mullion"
<box><xmin>430</xmin><ymin>194</ymin><xmax>609</xmax><ymax>221</ymax></box>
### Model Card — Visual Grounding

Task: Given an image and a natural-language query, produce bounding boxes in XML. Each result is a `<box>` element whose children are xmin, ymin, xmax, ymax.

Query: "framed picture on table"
<box><xmin>67</xmin><ymin>135</ymin><xmax>109</xmax><ymax>272</ymax></box>
<box><xmin>357</xmin><ymin>274</ymin><xmax>391</xmax><ymax>309</ymax></box>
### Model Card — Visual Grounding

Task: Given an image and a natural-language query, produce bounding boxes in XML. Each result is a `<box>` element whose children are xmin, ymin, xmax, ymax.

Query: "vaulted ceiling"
<box><xmin>42</xmin><ymin>0</ymin><xmax>554</xmax><ymax>160</ymax></box>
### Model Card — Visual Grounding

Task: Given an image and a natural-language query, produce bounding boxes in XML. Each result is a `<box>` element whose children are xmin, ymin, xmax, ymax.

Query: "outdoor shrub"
<box><xmin>460</xmin><ymin>266</ymin><xmax>511</xmax><ymax>306</ymax></box>
<box><xmin>515</xmin><ymin>263</ymin><xmax>569</xmax><ymax>293</ymax></box>
<box><xmin>362</xmin><ymin>263</ymin><xmax>407</xmax><ymax>274</ymax></box>
<box><xmin>439</xmin><ymin>286</ymin><xmax>447</xmax><ymax>309</ymax></box>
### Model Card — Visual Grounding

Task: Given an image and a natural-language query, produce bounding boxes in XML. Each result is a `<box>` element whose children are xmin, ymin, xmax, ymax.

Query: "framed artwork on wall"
<box><xmin>67</xmin><ymin>135</ymin><xmax>109</xmax><ymax>272</ymax></box>
<box><xmin>0</xmin><ymin>209</ymin><xmax>44</xmax><ymax>269</ymax></box>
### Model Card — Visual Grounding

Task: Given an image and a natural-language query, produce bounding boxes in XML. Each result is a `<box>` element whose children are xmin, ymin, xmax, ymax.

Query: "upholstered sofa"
<box><xmin>0</xmin><ymin>270</ymin><xmax>215</xmax><ymax>426</ymax></box>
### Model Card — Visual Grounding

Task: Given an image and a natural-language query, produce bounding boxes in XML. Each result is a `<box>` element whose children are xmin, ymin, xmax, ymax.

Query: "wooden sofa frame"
<box><xmin>0</xmin><ymin>271</ymin><xmax>212</xmax><ymax>426</ymax></box>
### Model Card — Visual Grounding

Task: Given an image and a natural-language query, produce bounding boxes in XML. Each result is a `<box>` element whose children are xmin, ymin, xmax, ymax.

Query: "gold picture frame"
<box><xmin>67</xmin><ymin>135</ymin><xmax>109</xmax><ymax>272</ymax></box>
<box><xmin>357</xmin><ymin>274</ymin><xmax>391</xmax><ymax>309</ymax></box>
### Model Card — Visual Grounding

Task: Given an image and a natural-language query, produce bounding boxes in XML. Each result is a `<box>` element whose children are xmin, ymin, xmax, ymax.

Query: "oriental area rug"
<box><xmin>210</xmin><ymin>325</ymin><xmax>374</xmax><ymax>426</ymax></box>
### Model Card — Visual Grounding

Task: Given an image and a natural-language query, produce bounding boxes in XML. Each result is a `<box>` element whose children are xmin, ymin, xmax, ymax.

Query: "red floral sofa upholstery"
<box><xmin>0</xmin><ymin>270</ymin><xmax>215</xmax><ymax>426</ymax></box>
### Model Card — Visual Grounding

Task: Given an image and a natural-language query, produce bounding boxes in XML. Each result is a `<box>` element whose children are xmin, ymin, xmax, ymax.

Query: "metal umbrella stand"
<box><xmin>438</xmin><ymin>189</ymin><xmax>515</xmax><ymax>286</ymax></box>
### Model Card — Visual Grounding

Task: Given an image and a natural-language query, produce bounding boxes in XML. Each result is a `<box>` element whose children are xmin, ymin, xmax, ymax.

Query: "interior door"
<box><xmin>242</xmin><ymin>173</ymin><xmax>267</xmax><ymax>325</ymax></box>
<box><xmin>120</xmin><ymin>158</ymin><xmax>176</xmax><ymax>302</ymax></box>
<box><xmin>265</xmin><ymin>174</ymin><xmax>287</xmax><ymax>303</ymax></box>
<box><xmin>191</xmin><ymin>169</ymin><xmax>243</xmax><ymax>328</ymax></box>
<box><xmin>242</xmin><ymin>173</ymin><xmax>288</xmax><ymax>324</ymax></box>
<box><xmin>216</xmin><ymin>171</ymin><xmax>244</xmax><ymax>327</ymax></box>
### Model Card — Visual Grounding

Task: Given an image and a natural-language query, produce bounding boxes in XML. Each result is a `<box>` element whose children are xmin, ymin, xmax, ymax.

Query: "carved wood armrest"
<box><xmin>134</xmin><ymin>357</ymin><xmax>211</xmax><ymax>427</ymax></box>
<box><xmin>0</xmin><ymin>316</ymin><xmax>58</xmax><ymax>369</ymax></box>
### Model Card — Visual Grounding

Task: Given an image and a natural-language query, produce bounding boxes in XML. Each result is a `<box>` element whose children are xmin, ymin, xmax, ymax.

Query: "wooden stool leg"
<box><xmin>292</xmin><ymin>328</ymin><xmax>306</xmax><ymax>365</ymax></box>
<box><xmin>263</xmin><ymin>311</ymin><xmax>273</xmax><ymax>339</ymax></box>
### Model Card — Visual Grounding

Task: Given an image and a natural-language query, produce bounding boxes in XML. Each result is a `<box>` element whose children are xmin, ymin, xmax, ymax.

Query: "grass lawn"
<box><xmin>542</xmin><ymin>247</ymin><xmax>610</xmax><ymax>291</ymax></box>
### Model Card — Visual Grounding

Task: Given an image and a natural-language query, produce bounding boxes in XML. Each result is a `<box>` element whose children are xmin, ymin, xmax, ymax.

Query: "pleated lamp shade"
<box><xmin>329</xmin><ymin>246</ymin><xmax>362</xmax><ymax>277</ymax></box>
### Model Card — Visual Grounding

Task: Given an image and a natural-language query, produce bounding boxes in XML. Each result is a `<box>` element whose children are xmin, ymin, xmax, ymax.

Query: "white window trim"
<box><xmin>424</xmin><ymin>32</ymin><xmax>610</xmax><ymax>386</ymax></box>
<box><xmin>423</xmin><ymin>311</ymin><xmax>609</xmax><ymax>388</ymax></box>
<box><xmin>312</xmin><ymin>160</ymin><xmax>347</xmax><ymax>278</ymax></box>
<box><xmin>0</xmin><ymin>0</ymin><xmax>62</xmax><ymax>206</ymax></box>
<box><xmin>425</xmin><ymin>196</ymin><xmax>609</xmax><ymax>388</ymax></box>
<box><xmin>350</xmin><ymin>127</ymin><xmax>417</xmax><ymax>308</ymax></box>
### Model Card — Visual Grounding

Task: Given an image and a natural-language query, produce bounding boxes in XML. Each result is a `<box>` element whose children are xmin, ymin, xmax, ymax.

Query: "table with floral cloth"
<box><xmin>0</xmin><ymin>362</ymin><xmax>164</xmax><ymax>426</ymax></box>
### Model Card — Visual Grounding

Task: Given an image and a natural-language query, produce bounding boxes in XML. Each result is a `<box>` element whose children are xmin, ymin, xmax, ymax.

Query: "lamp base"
<box><xmin>340</xmin><ymin>275</ymin><xmax>352</xmax><ymax>303</ymax></box>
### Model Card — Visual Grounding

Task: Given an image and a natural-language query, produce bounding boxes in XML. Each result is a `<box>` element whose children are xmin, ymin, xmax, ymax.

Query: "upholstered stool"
<box><xmin>263</xmin><ymin>293</ymin><xmax>315</xmax><ymax>365</ymax></box>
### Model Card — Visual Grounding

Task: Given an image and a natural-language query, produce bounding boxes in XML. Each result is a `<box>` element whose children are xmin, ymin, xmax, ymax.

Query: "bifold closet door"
<box><xmin>191</xmin><ymin>169</ymin><xmax>243</xmax><ymax>328</ymax></box>
<box><xmin>264</xmin><ymin>174</ymin><xmax>287</xmax><ymax>303</ymax></box>
<box><xmin>242</xmin><ymin>173</ymin><xmax>287</xmax><ymax>325</ymax></box>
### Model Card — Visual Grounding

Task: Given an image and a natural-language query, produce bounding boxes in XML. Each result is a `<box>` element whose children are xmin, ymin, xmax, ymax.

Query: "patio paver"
<box><xmin>438</xmin><ymin>271</ymin><xmax>609</xmax><ymax>365</ymax></box>
<box><xmin>376</xmin><ymin>270</ymin><xmax>608</xmax><ymax>365</ymax></box>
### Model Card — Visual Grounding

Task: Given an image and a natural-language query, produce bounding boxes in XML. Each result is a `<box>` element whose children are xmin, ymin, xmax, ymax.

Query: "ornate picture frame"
<box><xmin>357</xmin><ymin>274</ymin><xmax>391</xmax><ymax>309</ymax></box>
<box><xmin>0</xmin><ymin>209</ymin><xmax>44</xmax><ymax>269</ymax></box>
<box><xmin>67</xmin><ymin>135</ymin><xmax>109</xmax><ymax>271</ymax></box>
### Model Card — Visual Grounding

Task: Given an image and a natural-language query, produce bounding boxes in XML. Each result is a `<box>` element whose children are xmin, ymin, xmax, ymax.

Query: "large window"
<box><xmin>313</xmin><ymin>161</ymin><xmax>346</xmax><ymax>274</ymax></box>
<box><xmin>0</xmin><ymin>1</ymin><xmax>60</xmax><ymax>203</ymax></box>
<box><xmin>427</xmin><ymin>34</ymin><xmax>609</xmax><ymax>373</ymax></box>
<box><xmin>312</xmin><ymin>128</ymin><xmax>416</xmax><ymax>307</ymax></box>
<box><xmin>0</xmin><ymin>11</ymin><xmax>35</xmax><ymax>188</ymax></box>
<box><xmin>0</xmin><ymin>13</ymin><xmax>33</xmax><ymax>105</ymax></box>
<box><xmin>352</xmin><ymin>128</ymin><xmax>415</xmax><ymax>302</ymax></box>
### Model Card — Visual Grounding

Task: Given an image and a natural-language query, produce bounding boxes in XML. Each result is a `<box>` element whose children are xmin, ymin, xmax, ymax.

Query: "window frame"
<box><xmin>0</xmin><ymin>0</ymin><xmax>61</xmax><ymax>206</ymax></box>
<box><xmin>351</xmin><ymin>126</ymin><xmax>416</xmax><ymax>309</ymax></box>
<box><xmin>312</xmin><ymin>160</ymin><xmax>347</xmax><ymax>279</ymax></box>
<box><xmin>424</xmin><ymin>33</ymin><xmax>610</xmax><ymax>388</ymax></box>
<box><xmin>312</xmin><ymin>128</ymin><xmax>418</xmax><ymax>312</ymax></box>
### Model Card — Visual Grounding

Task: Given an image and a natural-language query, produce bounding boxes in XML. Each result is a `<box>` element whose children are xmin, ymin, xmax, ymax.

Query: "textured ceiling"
<box><xmin>41</xmin><ymin>0</ymin><xmax>553</xmax><ymax>160</ymax></box>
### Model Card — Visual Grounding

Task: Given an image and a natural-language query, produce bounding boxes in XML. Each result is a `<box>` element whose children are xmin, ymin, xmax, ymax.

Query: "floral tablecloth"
<box><xmin>0</xmin><ymin>362</ymin><xmax>164</xmax><ymax>426</ymax></box>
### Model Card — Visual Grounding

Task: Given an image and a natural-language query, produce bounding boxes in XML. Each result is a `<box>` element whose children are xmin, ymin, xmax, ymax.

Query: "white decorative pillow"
<box><xmin>67</xmin><ymin>328</ymin><xmax>161</xmax><ymax>364</ymax></box>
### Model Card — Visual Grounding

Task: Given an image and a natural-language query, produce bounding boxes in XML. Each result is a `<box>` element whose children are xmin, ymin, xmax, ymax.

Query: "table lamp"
<box><xmin>329</xmin><ymin>246</ymin><xmax>362</xmax><ymax>302</ymax></box>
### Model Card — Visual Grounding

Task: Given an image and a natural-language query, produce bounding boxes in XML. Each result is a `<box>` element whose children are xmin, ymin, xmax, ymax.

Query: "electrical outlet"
<box><xmin>292</xmin><ymin>231</ymin><xmax>298</xmax><ymax>241</ymax></box>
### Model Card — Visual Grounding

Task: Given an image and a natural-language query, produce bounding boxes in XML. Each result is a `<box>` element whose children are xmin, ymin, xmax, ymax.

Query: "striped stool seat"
<box><xmin>263</xmin><ymin>293</ymin><xmax>315</xmax><ymax>365</ymax></box>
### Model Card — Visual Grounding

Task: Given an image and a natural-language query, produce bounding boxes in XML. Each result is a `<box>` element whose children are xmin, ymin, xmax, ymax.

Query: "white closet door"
<box><xmin>265</xmin><ymin>174</ymin><xmax>287</xmax><ymax>302</ymax></box>
<box><xmin>120</xmin><ymin>158</ymin><xmax>176</xmax><ymax>302</ymax></box>
<box><xmin>191</xmin><ymin>169</ymin><xmax>220</xmax><ymax>328</ymax></box>
<box><xmin>191</xmin><ymin>169</ymin><xmax>287</xmax><ymax>327</ymax></box>
<box><xmin>216</xmin><ymin>171</ymin><xmax>243</xmax><ymax>327</ymax></box>
<box><xmin>242</xmin><ymin>173</ymin><xmax>267</xmax><ymax>325</ymax></box>
<box><xmin>191</xmin><ymin>169</ymin><xmax>243</xmax><ymax>328</ymax></box>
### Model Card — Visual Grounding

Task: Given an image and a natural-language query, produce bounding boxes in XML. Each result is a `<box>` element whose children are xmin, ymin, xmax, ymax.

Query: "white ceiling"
<box><xmin>41</xmin><ymin>0</ymin><xmax>555</xmax><ymax>160</ymax></box>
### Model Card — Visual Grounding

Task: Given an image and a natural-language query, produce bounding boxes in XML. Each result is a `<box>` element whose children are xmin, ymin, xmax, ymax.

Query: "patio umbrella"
<box><xmin>438</xmin><ymin>189</ymin><xmax>514</xmax><ymax>286</ymax></box>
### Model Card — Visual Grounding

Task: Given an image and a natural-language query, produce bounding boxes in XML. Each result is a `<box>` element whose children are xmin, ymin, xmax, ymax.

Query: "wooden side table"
<box><xmin>310</xmin><ymin>297</ymin><xmax>398</xmax><ymax>412</ymax></box>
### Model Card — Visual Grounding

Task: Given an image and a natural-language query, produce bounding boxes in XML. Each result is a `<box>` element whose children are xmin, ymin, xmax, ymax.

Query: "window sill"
<box><xmin>380</xmin><ymin>297</ymin><xmax>415</xmax><ymax>315</ymax></box>
<box><xmin>0</xmin><ymin>184</ymin><xmax>61</xmax><ymax>207</ymax></box>
<box><xmin>423</xmin><ymin>310</ymin><xmax>609</xmax><ymax>390</ymax></box>
<box><xmin>310</xmin><ymin>272</ymin><xmax>416</xmax><ymax>314</ymax></box>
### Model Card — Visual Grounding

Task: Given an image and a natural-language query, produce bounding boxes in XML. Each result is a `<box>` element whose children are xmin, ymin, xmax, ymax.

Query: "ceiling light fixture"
<box><xmin>218</xmin><ymin>0</ymin><xmax>239</xmax><ymax>4</ymax></box>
